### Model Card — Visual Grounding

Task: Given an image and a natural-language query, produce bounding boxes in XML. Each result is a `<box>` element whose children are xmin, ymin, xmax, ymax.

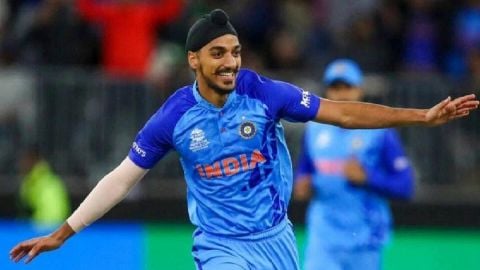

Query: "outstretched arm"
<box><xmin>9</xmin><ymin>157</ymin><xmax>147</xmax><ymax>264</ymax></box>
<box><xmin>315</xmin><ymin>94</ymin><xmax>479</xmax><ymax>128</ymax></box>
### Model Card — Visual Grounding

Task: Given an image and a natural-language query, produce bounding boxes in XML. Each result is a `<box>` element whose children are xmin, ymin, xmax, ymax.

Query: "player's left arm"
<box><xmin>359</xmin><ymin>130</ymin><xmax>414</xmax><ymax>200</ymax></box>
<box><xmin>315</xmin><ymin>94</ymin><xmax>479</xmax><ymax>128</ymax></box>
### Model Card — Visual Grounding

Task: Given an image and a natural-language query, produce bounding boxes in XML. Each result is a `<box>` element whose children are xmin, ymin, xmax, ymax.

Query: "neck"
<box><xmin>196</xmin><ymin>79</ymin><xmax>230</xmax><ymax>108</ymax></box>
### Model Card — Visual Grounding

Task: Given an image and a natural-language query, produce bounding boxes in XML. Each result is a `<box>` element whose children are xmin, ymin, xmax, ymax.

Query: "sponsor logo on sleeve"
<box><xmin>300</xmin><ymin>90</ymin><xmax>311</xmax><ymax>108</ymax></box>
<box><xmin>132</xmin><ymin>142</ymin><xmax>147</xmax><ymax>157</ymax></box>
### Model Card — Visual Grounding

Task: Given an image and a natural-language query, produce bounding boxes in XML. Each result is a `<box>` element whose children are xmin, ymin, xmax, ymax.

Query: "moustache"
<box><xmin>215</xmin><ymin>68</ymin><xmax>239</xmax><ymax>75</ymax></box>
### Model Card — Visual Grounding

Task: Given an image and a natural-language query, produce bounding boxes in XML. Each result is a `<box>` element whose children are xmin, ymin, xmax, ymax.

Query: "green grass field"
<box><xmin>145</xmin><ymin>223</ymin><xmax>480</xmax><ymax>270</ymax></box>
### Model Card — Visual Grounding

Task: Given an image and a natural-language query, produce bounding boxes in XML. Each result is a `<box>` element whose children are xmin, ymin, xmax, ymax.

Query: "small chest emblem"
<box><xmin>239</xmin><ymin>121</ymin><xmax>256</xmax><ymax>139</ymax></box>
<box><xmin>189</xmin><ymin>128</ymin><xmax>209</xmax><ymax>152</ymax></box>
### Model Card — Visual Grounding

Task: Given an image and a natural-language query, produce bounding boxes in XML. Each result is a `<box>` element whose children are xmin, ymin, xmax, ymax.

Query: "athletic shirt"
<box><xmin>128</xmin><ymin>69</ymin><xmax>321</xmax><ymax>236</ymax></box>
<box><xmin>296</xmin><ymin>123</ymin><xmax>414</xmax><ymax>248</ymax></box>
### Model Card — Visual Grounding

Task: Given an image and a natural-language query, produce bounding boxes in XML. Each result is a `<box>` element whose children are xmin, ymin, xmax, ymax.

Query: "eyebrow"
<box><xmin>208</xmin><ymin>45</ymin><xmax>242</xmax><ymax>52</ymax></box>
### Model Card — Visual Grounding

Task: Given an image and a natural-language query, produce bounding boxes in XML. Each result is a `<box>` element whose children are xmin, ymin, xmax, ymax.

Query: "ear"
<box><xmin>188</xmin><ymin>51</ymin><xmax>199</xmax><ymax>70</ymax></box>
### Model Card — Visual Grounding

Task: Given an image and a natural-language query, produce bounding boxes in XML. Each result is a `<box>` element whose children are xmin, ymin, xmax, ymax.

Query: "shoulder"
<box><xmin>235</xmin><ymin>68</ymin><xmax>301</xmax><ymax>100</ymax></box>
<box><xmin>235</xmin><ymin>69</ymin><xmax>263</xmax><ymax>95</ymax></box>
<box><xmin>153</xmin><ymin>85</ymin><xmax>196</xmax><ymax>117</ymax></box>
<box><xmin>145</xmin><ymin>85</ymin><xmax>197</xmax><ymax>131</ymax></box>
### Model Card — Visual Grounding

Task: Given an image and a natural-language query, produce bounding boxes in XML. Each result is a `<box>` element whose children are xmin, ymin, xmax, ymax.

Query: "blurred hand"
<box><xmin>10</xmin><ymin>235</ymin><xmax>63</xmax><ymax>264</ymax></box>
<box><xmin>426</xmin><ymin>94</ymin><xmax>479</xmax><ymax>126</ymax></box>
<box><xmin>294</xmin><ymin>176</ymin><xmax>312</xmax><ymax>201</ymax></box>
<box><xmin>344</xmin><ymin>159</ymin><xmax>366</xmax><ymax>185</ymax></box>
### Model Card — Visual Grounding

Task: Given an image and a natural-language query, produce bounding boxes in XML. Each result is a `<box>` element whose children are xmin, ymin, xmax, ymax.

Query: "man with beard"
<box><xmin>10</xmin><ymin>9</ymin><xmax>479</xmax><ymax>270</ymax></box>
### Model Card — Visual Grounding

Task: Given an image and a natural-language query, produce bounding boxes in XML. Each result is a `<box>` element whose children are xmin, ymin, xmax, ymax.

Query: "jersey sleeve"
<box><xmin>128</xmin><ymin>88</ymin><xmax>195</xmax><ymax>169</ymax></box>
<box><xmin>364</xmin><ymin>129</ymin><xmax>415</xmax><ymax>200</ymax></box>
<box><xmin>128</xmin><ymin>107</ymin><xmax>174</xmax><ymax>169</ymax></box>
<box><xmin>239</xmin><ymin>70</ymin><xmax>321</xmax><ymax>122</ymax></box>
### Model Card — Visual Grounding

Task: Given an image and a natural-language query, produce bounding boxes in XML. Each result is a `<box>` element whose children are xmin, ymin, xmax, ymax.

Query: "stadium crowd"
<box><xmin>0</xmin><ymin>0</ymin><xmax>478</xmax><ymax>81</ymax></box>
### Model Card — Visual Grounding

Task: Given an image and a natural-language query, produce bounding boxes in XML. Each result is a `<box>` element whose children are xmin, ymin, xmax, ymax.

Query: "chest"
<box><xmin>173</xmin><ymin>100</ymin><xmax>275</xmax><ymax>165</ymax></box>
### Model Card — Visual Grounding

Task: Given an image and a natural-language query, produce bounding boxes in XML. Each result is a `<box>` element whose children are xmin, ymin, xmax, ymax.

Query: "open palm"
<box><xmin>426</xmin><ymin>94</ymin><xmax>479</xmax><ymax>126</ymax></box>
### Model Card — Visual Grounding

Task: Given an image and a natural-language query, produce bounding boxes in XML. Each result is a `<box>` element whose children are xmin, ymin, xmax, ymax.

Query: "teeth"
<box><xmin>218</xmin><ymin>72</ymin><xmax>234</xmax><ymax>76</ymax></box>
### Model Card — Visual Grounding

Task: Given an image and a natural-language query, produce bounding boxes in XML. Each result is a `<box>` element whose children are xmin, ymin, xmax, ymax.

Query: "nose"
<box><xmin>223</xmin><ymin>53</ymin><xmax>237</xmax><ymax>68</ymax></box>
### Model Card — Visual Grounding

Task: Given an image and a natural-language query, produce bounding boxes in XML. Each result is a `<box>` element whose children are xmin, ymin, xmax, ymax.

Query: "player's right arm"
<box><xmin>315</xmin><ymin>94</ymin><xmax>478</xmax><ymax>128</ymax></box>
<box><xmin>10</xmin><ymin>157</ymin><xmax>148</xmax><ymax>264</ymax></box>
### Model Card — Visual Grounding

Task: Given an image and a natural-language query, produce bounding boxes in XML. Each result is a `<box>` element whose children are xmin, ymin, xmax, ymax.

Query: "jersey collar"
<box><xmin>192</xmin><ymin>81</ymin><xmax>237</xmax><ymax>110</ymax></box>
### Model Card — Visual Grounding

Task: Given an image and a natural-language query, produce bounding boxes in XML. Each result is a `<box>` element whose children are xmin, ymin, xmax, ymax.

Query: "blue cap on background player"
<box><xmin>323</xmin><ymin>59</ymin><xmax>363</xmax><ymax>87</ymax></box>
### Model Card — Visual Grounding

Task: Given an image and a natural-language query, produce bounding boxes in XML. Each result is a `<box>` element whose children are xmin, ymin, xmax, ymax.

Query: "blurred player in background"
<box><xmin>295</xmin><ymin>59</ymin><xmax>414</xmax><ymax>270</ymax></box>
<box><xmin>17</xmin><ymin>145</ymin><xmax>70</xmax><ymax>226</ymax></box>
<box><xmin>9</xmin><ymin>9</ymin><xmax>479</xmax><ymax>270</ymax></box>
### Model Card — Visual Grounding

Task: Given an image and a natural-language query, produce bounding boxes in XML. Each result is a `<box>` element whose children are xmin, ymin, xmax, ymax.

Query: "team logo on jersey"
<box><xmin>239</xmin><ymin>121</ymin><xmax>256</xmax><ymax>139</ymax></box>
<box><xmin>189</xmin><ymin>128</ymin><xmax>209</xmax><ymax>152</ymax></box>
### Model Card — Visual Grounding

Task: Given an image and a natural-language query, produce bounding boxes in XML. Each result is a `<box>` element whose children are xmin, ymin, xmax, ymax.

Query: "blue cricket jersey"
<box><xmin>128</xmin><ymin>69</ymin><xmax>321</xmax><ymax>236</ymax></box>
<box><xmin>296</xmin><ymin>123</ymin><xmax>414</xmax><ymax>249</ymax></box>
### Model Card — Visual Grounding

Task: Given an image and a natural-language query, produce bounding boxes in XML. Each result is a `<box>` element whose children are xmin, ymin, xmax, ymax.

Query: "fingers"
<box><xmin>10</xmin><ymin>238</ymin><xmax>41</xmax><ymax>264</ymax></box>
<box><xmin>436</xmin><ymin>96</ymin><xmax>451</xmax><ymax>111</ymax></box>
<box><xmin>10</xmin><ymin>240</ymin><xmax>34</xmax><ymax>259</ymax></box>
<box><xmin>11</xmin><ymin>250</ymin><xmax>28</xmax><ymax>263</ymax></box>
<box><xmin>25</xmin><ymin>245</ymin><xmax>41</xmax><ymax>264</ymax></box>
<box><xmin>452</xmin><ymin>94</ymin><xmax>479</xmax><ymax>109</ymax></box>
<box><xmin>456</xmin><ymin>100</ymin><xmax>479</xmax><ymax>111</ymax></box>
<box><xmin>454</xmin><ymin>94</ymin><xmax>476</xmax><ymax>103</ymax></box>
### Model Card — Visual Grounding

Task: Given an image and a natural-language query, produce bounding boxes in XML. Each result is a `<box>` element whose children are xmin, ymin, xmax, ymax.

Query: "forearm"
<box><xmin>316</xmin><ymin>99</ymin><xmax>428</xmax><ymax>129</ymax></box>
<box><xmin>67</xmin><ymin>158</ymin><xmax>147</xmax><ymax>232</ymax></box>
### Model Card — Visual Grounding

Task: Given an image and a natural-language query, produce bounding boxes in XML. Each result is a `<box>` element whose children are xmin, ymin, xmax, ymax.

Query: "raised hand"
<box><xmin>426</xmin><ymin>94</ymin><xmax>479</xmax><ymax>126</ymax></box>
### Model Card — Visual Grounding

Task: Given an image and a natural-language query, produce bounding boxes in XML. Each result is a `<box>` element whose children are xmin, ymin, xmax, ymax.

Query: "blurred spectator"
<box><xmin>401</xmin><ymin>0</ymin><xmax>440</xmax><ymax>72</ymax></box>
<box><xmin>18</xmin><ymin>0</ymin><xmax>99</xmax><ymax>67</ymax></box>
<box><xmin>228</xmin><ymin>0</ymin><xmax>279</xmax><ymax>54</ymax></box>
<box><xmin>76</xmin><ymin>0</ymin><xmax>184</xmax><ymax>79</ymax></box>
<box><xmin>18</xmin><ymin>145</ymin><xmax>70</xmax><ymax>226</ymax></box>
<box><xmin>337</xmin><ymin>14</ymin><xmax>392</xmax><ymax>72</ymax></box>
<box><xmin>266</xmin><ymin>28</ymin><xmax>304</xmax><ymax>70</ymax></box>
<box><xmin>0</xmin><ymin>1</ymin><xmax>8</xmax><ymax>41</ymax></box>
<box><xmin>447</xmin><ymin>0</ymin><xmax>480</xmax><ymax>78</ymax></box>
<box><xmin>0</xmin><ymin>70</ymin><xmax>35</xmax><ymax>174</ymax></box>
<box><xmin>375</xmin><ymin>0</ymin><xmax>406</xmax><ymax>71</ymax></box>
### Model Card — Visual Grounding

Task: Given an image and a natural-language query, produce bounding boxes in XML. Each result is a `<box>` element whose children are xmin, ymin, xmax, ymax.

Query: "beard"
<box><xmin>198</xmin><ymin>65</ymin><xmax>238</xmax><ymax>95</ymax></box>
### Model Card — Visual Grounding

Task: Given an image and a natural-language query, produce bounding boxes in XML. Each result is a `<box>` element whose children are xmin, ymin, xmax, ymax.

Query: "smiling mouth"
<box><xmin>216</xmin><ymin>70</ymin><xmax>237</xmax><ymax>80</ymax></box>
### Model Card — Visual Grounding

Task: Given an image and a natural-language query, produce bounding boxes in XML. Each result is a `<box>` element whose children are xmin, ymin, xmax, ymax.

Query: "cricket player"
<box><xmin>295</xmin><ymin>59</ymin><xmax>414</xmax><ymax>270</ymax></box>
<box><xmin>10</xmin><ymin>9</ymin><xmax>479</xmax><ymax>270</ymax></box>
